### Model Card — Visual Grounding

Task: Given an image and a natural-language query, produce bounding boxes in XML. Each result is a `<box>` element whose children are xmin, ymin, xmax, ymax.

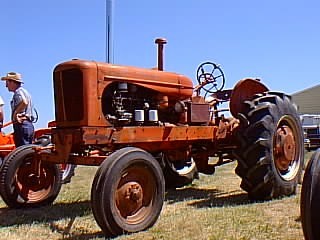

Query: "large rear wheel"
<box><xmin>91</xmin><ymin>147</ymin><xmax>165</xmax><ymax>237</ymax></box>
<box><xmin>0</xmin><ymin>144</ymin><xmax>62</xmax><ymax>208</ymax></box>
<box><xmin>301</xmin><ymin>149</ymin><xmax>320</xmax><ymax>240</ymax></box>
<box><xmin>234</xmin><ymin>92</ymin><xmax>304</xmax><ymax>200</ymax></box>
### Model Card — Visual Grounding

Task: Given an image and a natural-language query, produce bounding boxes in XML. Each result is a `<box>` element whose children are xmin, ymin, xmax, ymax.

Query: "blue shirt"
<box><xmin>11</xmin><ymin>87</ymin><xmax>34</xmax><ymax>121</ymax></box>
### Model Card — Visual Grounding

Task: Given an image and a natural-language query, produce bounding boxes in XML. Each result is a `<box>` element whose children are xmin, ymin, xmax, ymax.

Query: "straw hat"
<box><xmin>1</xmin><ymin>72</ymin><xmax>23</xmax><ymax>83</ymax></box>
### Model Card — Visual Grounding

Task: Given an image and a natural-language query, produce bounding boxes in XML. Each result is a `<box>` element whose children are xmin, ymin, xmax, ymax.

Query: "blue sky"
<box><xmin>0</xmin><ymin>0</ymin><xmax>319</xmax><ymax>131</ymax></box>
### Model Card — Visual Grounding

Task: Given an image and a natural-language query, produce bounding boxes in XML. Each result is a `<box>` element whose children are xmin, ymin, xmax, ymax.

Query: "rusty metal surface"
<box><xmin>82</xmin><ymin>126</ymin><xmax>217</xmax><ymax>144</ymax></box>
<box><xmin>155</xmin><ymin>38</ymin><xmax>167</xmax><ymax>71</ymax></box>
<box><xmin>186</xmin><ymin>102</ymin><xmax>210</xmax><ymax>124</ymax></box>
<box><xmin>216</xmin><ymin>117</ymin><xmax>239</xmax><ymax>140</ymax></box>
<box><xmin>274</xmin><ymin>125</ymin><xmax>296</xmax><ymax>171</ymax></box>
<box><xmin>39</xmin><ymin>125</ymin><xmax>220</xmax><ymax>165</ymax></box>
<box><xmin>229</xmin><ymin>78</ymin><xmax>269</xmax><ymax>117</ymax></box>
<box><xmin>115</xmin><ymin>165</ymin><xmax>155</xmax><ymax>223</ymax></box>
<box><xmin>38</xmin><ymin>146</ymin><xmax>106</xmax><ymax>166</ymax></box>
<box><xmin>16</xmin><ymin>159</ymin><xmax>55</xmax><ymax>203</ymax></box>
<box><xmin>39</xmin><ymin>132</ymin><xmax>74</xmax><ymax>164</ymax></box>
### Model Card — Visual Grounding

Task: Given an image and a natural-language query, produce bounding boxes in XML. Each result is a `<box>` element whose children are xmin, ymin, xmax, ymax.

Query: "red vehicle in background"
<box><xmin>0</xmin><ymin>122</ymin><xmax>15</xmax><ymax>162</ymax></box>
<box><xmin>0</xmin><ymin>121</ymin><xmax>76</xmax><ymax>184</ymax></box>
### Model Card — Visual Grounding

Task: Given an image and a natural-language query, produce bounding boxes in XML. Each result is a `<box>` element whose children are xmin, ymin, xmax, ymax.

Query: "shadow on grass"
<box><xmin>0</xmin><ymin>200</ymin><xmax>107</xmax><ymax>239</ymax></box>
<box><xmin>50</xmin><ymin>224</ymin><xmax>105</xmax><ymax>240</ymax></box>
<box><xmin>0</xmin><ymin>187</ymin><xmax>250</xmax><ymax>239</ymax></box>
<box><xmin>165</xmin><ymin>186</ymin><xmax>250</xmax><ymax>207</ymax></box>
<box><xmin>0</xmin><ymin>200</ymin><xmax>92</xmax><ymax>227</ymax></box>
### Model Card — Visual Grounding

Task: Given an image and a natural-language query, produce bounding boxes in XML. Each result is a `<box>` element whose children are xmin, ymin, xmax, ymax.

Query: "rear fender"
<box><xmin>229</xmin><ymin>78</ymin><xmax>269</xmax><ymax>117</ymax></box>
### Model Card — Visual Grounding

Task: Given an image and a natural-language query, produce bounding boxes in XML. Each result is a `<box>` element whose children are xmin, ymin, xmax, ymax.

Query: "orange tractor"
<box><xmin>0</xmin><ymin>38</ymin><xmax>304</xmax><ymax>237</ymax></box>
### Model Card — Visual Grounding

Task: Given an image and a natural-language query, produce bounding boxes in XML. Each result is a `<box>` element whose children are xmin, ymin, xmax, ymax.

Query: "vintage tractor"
<box><xmin>0</xmin><ymin>38</ymin><xmax>304</xmax><ymax>237</ymax></box>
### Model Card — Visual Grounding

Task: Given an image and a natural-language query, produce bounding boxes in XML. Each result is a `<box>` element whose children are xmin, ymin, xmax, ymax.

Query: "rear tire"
<box><xmin>234</xmin><ymin>92</ymin><xmax>304</xmax><ymax>200</ymax></box>
<box><xmin>0</xmin><ymin>144</ymin><xmax>62</xmax><ymax>208</ymax></box>
<box><xmin>301</xmin><ymin>149</ymin><xmax>320</xmax><ymax>240</ymax></box>
<box><xmin>91</xmin><ymin>147</ymin><xmax>165</xmax><ymax>237</ymax></box>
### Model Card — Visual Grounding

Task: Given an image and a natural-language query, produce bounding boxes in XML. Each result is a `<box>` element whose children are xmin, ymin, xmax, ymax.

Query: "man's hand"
<box><xmin>16</xmin><ymin>113</ymin><xmax>25</xmax><ymax>123</ymax></box>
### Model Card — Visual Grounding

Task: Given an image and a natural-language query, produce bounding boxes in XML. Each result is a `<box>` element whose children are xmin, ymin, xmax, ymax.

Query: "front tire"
<box><xmin>234</xmin><ymin>92</ymin><xmax>303</xmax><ymax>200</ymax></box>
<box><xmin>91</xmin><ymin>147</ymin><xmax>165</xmax><ymax>237</ymax></box>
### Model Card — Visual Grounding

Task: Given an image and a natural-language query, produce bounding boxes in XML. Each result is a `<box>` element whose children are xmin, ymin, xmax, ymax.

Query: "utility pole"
<box><xmin>106</xmin><ymin>0</ymin><xmax>113</xmax><ymax>63</ymax></box>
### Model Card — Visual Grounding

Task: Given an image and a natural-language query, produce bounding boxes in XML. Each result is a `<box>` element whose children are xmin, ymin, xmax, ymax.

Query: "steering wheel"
<box><xmin>196</xmin><ymin>62</ymin><xmax>225</xmax><ymax>94</ymax></box>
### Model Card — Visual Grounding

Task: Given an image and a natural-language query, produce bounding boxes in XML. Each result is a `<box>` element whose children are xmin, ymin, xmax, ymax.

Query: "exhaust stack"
<box><xmin>155</xmin><ymin>38</ymin><xmax>167</xmax><ymax>71</ymax></box>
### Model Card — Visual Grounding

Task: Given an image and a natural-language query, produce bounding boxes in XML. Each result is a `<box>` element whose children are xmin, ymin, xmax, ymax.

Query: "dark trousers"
<box><xmin>13</xmin><ymin>121</ymin><xmax>34</xmax><ymax>147</ymax></box>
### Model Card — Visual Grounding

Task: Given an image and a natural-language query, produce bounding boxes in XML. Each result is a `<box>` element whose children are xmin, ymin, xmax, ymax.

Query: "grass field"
<box><xmin>0</xmin><ymin>152</ymin><xmax>313</xmax><ymax>240</ymax></box>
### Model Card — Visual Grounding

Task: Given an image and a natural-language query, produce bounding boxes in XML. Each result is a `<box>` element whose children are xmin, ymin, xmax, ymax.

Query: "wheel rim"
<box><xmin>60</xmin><ymin>163</ymin><xmax>72</xmax><ymax>180</ymax></box>
<box><xmin>15</xmin><ymin>158</ymin><xmax>54</xmax><ymax>203</ymax></box>
<box><xmin>273</xmin><ymin>115</ymin><xmax>301</xmax><ymax>181</ymax></box>
<box><xmin>115</xmin><ymin>163</ymin><xmax>156</xmax><ymax>224</ymax></box>
<box><xmin>170</xmin><ymin>158</ymin><xmax>195</xmax><ymax>175</ymax></box>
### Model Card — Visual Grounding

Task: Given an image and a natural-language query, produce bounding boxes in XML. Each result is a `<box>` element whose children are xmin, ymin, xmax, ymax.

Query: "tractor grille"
<box><xmin>54</xmin><ymin>69</ymin><xmax>84</xmax><ymax>122</ymax></box>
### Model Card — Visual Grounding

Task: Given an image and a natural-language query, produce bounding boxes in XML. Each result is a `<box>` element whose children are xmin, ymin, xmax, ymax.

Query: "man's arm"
<box><xmin>0</xmin><ymin>106</ymin><xmax>3</xmax><ymax>128</ymax></box>
<box><xmin>0</xmin><ymin>96</ymin><xmax>5</xmax><ymax>129</ymax></box>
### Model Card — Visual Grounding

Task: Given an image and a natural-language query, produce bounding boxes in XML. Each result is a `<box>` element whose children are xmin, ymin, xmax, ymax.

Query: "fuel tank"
<box><xmin>96</xmin><ymin>61</ymin><xmax>194</xmax><ymax>100</ymax></box>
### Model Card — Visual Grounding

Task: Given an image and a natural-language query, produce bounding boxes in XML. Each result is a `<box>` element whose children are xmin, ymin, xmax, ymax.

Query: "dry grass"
<box><xmin>0</xmin><ymin>152</ymin><xmax>313</xmax><ymax>240</ymax></box>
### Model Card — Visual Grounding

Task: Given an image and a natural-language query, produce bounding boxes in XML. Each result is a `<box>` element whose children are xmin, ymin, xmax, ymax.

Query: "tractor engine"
<box><xmin>102</xmin><ymin>82</ymin><xmax>193</xmax><ymax>126</ymax></box>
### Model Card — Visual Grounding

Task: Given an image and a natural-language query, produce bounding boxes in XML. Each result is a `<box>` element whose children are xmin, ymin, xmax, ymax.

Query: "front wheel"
<box><xmin>0</xmin><ymin>144</ymin><xmax>62</xmax><ymax>208</ymax></box>
<box><xmin>91</xmin><ymin>147</ymin><xmax>165</xmax><ymax>237</ymax></box>
<box><xmin>234</xmin><ymin>92</ymin><xmax>304</xmax><ymax>200</ymax></box>
<box><xmin>301</xmin><ymin>149</ymin><xmax>320</xmax><ymax>240</ymax></box>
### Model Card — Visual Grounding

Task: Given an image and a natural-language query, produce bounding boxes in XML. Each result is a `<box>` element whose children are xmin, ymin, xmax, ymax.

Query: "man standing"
<box><xmin>1</xmin><ymin>72</ymin><xmax>34</xmax><ymax>147</ymax></box>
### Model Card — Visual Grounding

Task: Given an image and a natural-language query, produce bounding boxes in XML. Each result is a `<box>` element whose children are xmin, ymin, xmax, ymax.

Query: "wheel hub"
<box><xmin>117</xmin><ymin>181</ymin><xmax>143</xmax><ymax>216</ymax></box>
<box><xmin>28</xmin><ymin>173</ymin><xmax>41</xmax><ymax>185</ymax></box>
<box><xmin>275</xmin><ymin>125</ymin><xmax>296</xmax><ymax>171</ymax></box>
<box><xmin>126</xmin><ymin>183</ymin><xmax>142</xmax><ymax>201</ymax></box>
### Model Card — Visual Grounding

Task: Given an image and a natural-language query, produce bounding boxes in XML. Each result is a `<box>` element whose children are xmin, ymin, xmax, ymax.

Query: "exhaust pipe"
<box><xmin>155</xmin><ymin>38</ymin><xmax>167</xmax><ymax>71</ymax></box>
